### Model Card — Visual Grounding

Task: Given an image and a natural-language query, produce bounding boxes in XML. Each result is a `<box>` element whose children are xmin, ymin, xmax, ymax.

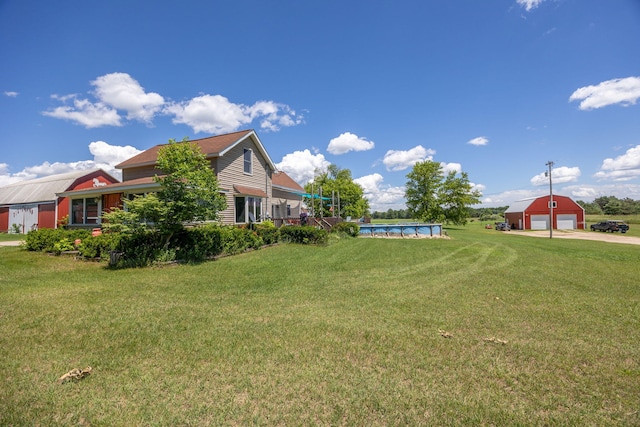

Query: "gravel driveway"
<box><xmin>508</xmin><ymin>230</ymin><xmax>640</xmax><ymax>245</ymax></box>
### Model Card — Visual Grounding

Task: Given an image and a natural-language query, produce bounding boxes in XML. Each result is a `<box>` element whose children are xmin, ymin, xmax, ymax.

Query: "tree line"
<box><xmin>576</xmin><ymin>196</ymin><xmax>640</xmax><ymax>216</ymax></box>
<box><xmin>373</xmin><ymin>196</ymin><xmax>640</xmax><ymax>220</ymax></box>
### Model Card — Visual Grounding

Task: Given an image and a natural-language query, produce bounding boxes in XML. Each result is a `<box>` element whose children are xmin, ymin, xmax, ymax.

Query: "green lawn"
<box><xmin>1</xmin><ymin>225</ymin><xmax>639</xmax><ymax>425</ymax></box>
<box><xmin>0</xmin><ymin>232</ymin><xmax>24</xmax><ymax>242</ymax></box>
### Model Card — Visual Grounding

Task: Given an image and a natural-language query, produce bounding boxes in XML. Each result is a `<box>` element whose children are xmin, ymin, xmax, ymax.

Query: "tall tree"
<box><xmin>405</xmin><ymin>160</ymin><xmax>445</xmax><ymax>222</ymax></box>
<box><xmin>405</xmin><ymin>160</ymin><xmax>481</xmax><ymax>225</ymax></box>
<box><xmin>154</xmin><ymin>138</ymin><xmax>227</xmax><ymax>233</ymax></box>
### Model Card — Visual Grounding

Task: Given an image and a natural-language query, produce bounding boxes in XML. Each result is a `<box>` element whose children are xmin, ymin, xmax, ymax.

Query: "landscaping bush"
<box><xmin>331</xmin><ymin>221</ymin><xmax>360</xmax><ymax>237</ymax></box>
<box><xmin>109</xmin><ymin>230</ymin><xmax>167</xmax><ymax>268</ymax></box>
<box><xmin>23</xmin><ymin>228</ymin><xmax>90</xmax><ymax>252</ymax></box>
<box><xmin>255</xmin><ymin>222</ymin><xmax>280</xmax><ymax>245</ymax></box>
<box><xmin>279</xmin><ymin>225</ymin><xmax>328</xmax><ymax>245</ymax></box>
<box><xmin>220</xmin><ymin>226</ymin><xmax>264</xmax><ymax>255</ymax></box>
<box><xmin>172</xmin><ymin>224</ymin><xmax>224</xmax><ymax>262</ymax></box>
<box><xmin>78</xmin><ymin>233</ymin><xmax>122</xmax><ymax>259</ymax></box>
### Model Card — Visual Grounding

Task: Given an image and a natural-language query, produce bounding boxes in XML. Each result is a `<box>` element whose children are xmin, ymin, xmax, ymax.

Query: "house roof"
<box><xmin>57</xmin><ymin>176</ymin><xmax>162</xmax><ymax>198</ymax></box>
<box><xmin>115</xmin><ymin>129</ymin><xmax>276</xmax><ymax>171</ymax></box>
<box><xmin>0</xmin><ymin>169</ymin><xmax>111</xmax><ymax>205</ymax></box>
<box><xmin>272</xmin><ymin>171</ymin><xmax>304</xmax><ymax>192</ymax></box>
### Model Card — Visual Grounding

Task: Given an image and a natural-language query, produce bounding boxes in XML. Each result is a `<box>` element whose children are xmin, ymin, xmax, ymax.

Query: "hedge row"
<box><xmin>23</xmin><ymin>223</ymin><xmax>332</xmax><ymax>267</ymax></box>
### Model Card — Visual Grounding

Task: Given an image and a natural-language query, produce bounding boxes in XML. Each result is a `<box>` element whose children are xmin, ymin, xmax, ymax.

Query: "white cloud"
<box><xmin>0</xmin><ymin>141</ymin><xmax>142</xmax><ymax>185</ymax></box>
<box><xmin>4</xmin><ymin>91</ymin><xmax>18</xmax><ymax>97</ymax></box>
<box><xmin>165</xmin><ymin>94</ymin><xmax>248</xmax><ymax>134</ymax></box>
<box><xmin>566</xmin><ymin>186</ymin><xmax>599</xmax><ymax>199</ymax></box>
<box><xmin>88</xmin><ymin>141</ymin><xmax>143</xmax><ymax>169</ymax></box>
<box><xmin>42</xmin><ymin>72</ymin><xmax>303</xmax><ymax>133</ymax></box>
<box><xmin>0</xmin><ymin>163</ymin><xmax>33</xmax><ymax>187</ymax></box>
<box><xmin>481</xmin><ymin>189</ymin><xmax>545</xmax><ymax>207</ymax></box>
<box><xmin>442</xmin><ymin>162</ymin><xmax>462</xmax><ymax>174</ymax></box>
<box><xmin>517</xmin><ymin>0</ymin><xmax>545</xmax><ymax>11</ymax></box>
<box><xmin>92</xmin><ymin>73</ymin><xmax>165</xmax><ymax>123</ymax></box>
<box><xmin>569</xmin><ymin>76</ymin><xmax>640</xmax><ymax>110</ymax></box>
<box><xmin>354</xmin><ymin>173</ymin><xmax>406</xmax><ymax>211</ymax></box>
<box><xmin>275</xmin><ymin>149</ymin><xmax>331</xmax><ymax>185</ymax></box>
<box><xmin>467</xmin><ymin>136</ymin><xmax>488</xmax><ymax>146</ymax></box>
<box><xmin>43</xmin><ymin>96</ymin><xmax>122</xmax><ymax>128</ymax></box>
<box><xmin>471</xmin><ymin>182</ymin><xmax>486</xmax><ymax>195</ymax></box>
<box><xmin>383</xmin><ymin>145</ymin><xmax>435</xmax><ymax>172</ymax></box>
<box><xmin>562</xmin><ymin>183</ymin><xmax>640</xmax><ymax>202</ymax></box>
<box><xmin>594</xmin><ymin>144</ymin><xmax>640</xmax><ymax>182</ymax></box>
<box><xmin>530</xmin><ymin>166</ymin><xmax>581</xmax><ymax>186</ymax></box>
<box><xmin>23</xmin><ymin>160</ymin><xmax>99</xmax><ymax>176</ymax></box>
<box><xmin>327</xmin><ymin>132</ymin><xmax>375</xmax><ymax>155</ymax></box>
<box><xmin>166</xmin><ymin>95</ymin><xmax>303</xmax><ymax>134</ymax></box>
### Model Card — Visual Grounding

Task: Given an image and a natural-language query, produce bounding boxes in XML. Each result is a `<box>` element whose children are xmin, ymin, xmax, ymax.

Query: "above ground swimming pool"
<box><xmin>358</xmin><ymin>223</ymin><xmax>442</xmax><ymax>238</ymax></box>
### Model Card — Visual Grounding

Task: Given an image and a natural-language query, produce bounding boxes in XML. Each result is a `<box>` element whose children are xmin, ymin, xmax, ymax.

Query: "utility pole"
<box><xmin>545</xmin><ymin>161</ymin><xmax>554</xmax><ymax>239</ymax></box>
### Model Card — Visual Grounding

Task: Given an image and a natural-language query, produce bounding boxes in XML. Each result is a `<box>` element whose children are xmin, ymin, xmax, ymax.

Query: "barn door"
<box><xmin>9</xmin><ymin>204</ymin><xmax>38</xmax><ymax>234</ymax></box>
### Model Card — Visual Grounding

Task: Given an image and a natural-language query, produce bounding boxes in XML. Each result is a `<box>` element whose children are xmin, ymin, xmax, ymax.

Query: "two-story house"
<box><xmin>58</xmin><ymin>129</ymin><xmax>304</xmax><ymax>227</ymax></box>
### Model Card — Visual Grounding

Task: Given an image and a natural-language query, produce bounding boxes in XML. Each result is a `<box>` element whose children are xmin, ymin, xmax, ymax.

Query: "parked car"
<box><xmin>590</xmin><ymin>220</ymin><xmax>629</xmax><ymax>233</ymax></box>
<box><xmin>495</xmin><ymin>222</ymin><xmax>511</xmax><ymax>231</ymax></box>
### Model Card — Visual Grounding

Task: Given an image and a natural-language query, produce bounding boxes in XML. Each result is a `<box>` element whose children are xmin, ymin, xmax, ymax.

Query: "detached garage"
<box><xmin>504</xmin><ymin>195</ymin><xmax>585</xmax><ymax>231</ymax></box>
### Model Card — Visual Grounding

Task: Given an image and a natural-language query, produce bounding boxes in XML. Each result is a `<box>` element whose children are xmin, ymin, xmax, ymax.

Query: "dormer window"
<box><xmin>244</xmin><ymin>148</ymin><xmax>252</xmax><ymax>175</ymax></box>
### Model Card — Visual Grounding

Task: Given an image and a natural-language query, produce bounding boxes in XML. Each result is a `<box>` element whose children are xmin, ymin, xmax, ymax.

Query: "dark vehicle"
<box><xmin>590</xmin><ymin>220</ymin><xmax>629</xmax><ymax>233</ymax></box>
<box><xmin>495</xmin><ymin>222</ymin><xmax>511</xmax><ymax>231</ymax></box>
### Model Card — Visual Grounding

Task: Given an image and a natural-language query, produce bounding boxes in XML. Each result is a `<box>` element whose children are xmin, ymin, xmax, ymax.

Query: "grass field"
<box><xmin>1</xmin><ymin>224</ymin><xmax>639</xmax><ymax>425</ymax></box>
<box><xmin>0</xmin><ymin>232</ymin><xmax>23</xmax><ymax>242</ymax></box>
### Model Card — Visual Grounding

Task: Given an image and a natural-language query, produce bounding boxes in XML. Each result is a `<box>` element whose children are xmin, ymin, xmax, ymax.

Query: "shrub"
<box><xmin>52</xmin><ymin>238</ymin><xmax>75</xmax><ymax>255</ymax></box>
<box><xmin>24</xmin><ymin>228</ymin><xmax>90</xmax><ymax>252</ymax></box>
<box><xmin>220</xmin><ymin>226</ymin><xmax>264</xmax><ymax>255</ymax></box>
<box><xmin>78</xmin><ymin>233</ymin><xmax>122</xmax><ymax>259</ymax></box>
<box><xmin>115</xmin><ymin>230</ymin><xmax>168</xmax><ymax>268</ymax></box>
<box><xmin>279</xmin><ymin>225</ymin><xmax>328</xmax><ymax>245</ymax></box>
<box><xmin>331</xmin><ymin>221</ymin><xmax>360</xmax><ymax>237</ymax></box>
<box><xmin>255</xmin><ymin>223</ymin><xmax>280</xmax><ymax>245</ymax></box>
<box><xmin>172</xmin><ymin>224</ymin><xmax>224</xmax><ymax>262</ymax></box>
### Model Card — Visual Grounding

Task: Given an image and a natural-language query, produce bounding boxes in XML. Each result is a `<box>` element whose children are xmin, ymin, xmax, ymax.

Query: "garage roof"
<box><xmin>504</xmin><ymin>198</ymin><xmax>536</xmax><ymax>213</ymax></box>
<box><xmin>0</xmin><ymin>169</ymin><xmax>103</xmax><ymax>205</ymax></box>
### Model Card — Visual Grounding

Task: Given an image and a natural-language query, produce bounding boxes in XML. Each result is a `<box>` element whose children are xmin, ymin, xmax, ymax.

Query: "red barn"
<box><xmin>0</xmin><ymin>169</ymin><xmax>119</xmax><ymax>233</ymax></box>
<box><xmin>504</xmin><ymin>195</ymin><xmax>585</xmax><ymax>230</ymax></box>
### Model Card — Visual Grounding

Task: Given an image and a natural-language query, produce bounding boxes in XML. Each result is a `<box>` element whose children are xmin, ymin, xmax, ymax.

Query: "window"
<box><xmin>71</xmin><ymin>197</ymin><xmax>101</xmax><ymax>225</ymax></box>
<box><xmin>548</xmin><ymin>201</ymin><xmax>557</xmax><ymax>208</ymax></box>
<box><xmin>235</xmin><ymin>196</ymin><xmax>262</xmax><ymax>223</ymax></box>
<box><xmin>243</xmin><ymin>148</ymin><xmax>252</xmax><ymax>175</ymax></box>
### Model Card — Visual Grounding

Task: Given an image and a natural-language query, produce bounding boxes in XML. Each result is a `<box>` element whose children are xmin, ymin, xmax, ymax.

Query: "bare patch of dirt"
<box><xmin>508</xmin><ymin>230</ymin><xmax>640</xmax><ymax>245</ymax></box>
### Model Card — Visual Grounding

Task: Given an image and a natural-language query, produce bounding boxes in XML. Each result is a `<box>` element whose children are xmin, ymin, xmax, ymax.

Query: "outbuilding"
<box><xmin>0</xmin><ymin>169</ymin><xmax>119</xmax><ymax>233</ymax></box>
<box><xmin>504</xmin><ymin>195</ymin><xmax>585</xmax><ymax>230</ymax></box>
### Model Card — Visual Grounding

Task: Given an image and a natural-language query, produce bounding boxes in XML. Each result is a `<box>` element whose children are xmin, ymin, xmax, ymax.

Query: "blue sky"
<box><xmin>1</xmin><ymin>0</ymin><xmax>640</xmax><ymax>211</ymax></box>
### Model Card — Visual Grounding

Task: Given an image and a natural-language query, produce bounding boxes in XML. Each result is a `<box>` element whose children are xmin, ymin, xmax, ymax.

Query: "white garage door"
<box><xmin>530</xmin><ymin>215</ymin><xmax>549</xmax><ymax>230</ymax></box>
<box><xmin>557</xmin><ymin>214</ymin><xmax>577</xmax><ymax>230</ymax></box>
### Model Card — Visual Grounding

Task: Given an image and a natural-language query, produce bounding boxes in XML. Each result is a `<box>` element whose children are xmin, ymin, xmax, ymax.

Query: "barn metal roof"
<box><xmin>0</xmin><ymin>169</ymin><xmax>102</xmax><ymax>205</ymax></box>
<box><xmin>504</xmin><ymin>198</ymin><xmax>536</xmax><ymax>213</ymax></box>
